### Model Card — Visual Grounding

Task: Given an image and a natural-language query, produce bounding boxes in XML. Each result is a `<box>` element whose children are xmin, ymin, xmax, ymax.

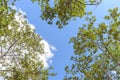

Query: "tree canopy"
<box><xmin>64</xmin><ymin>7</ymin><xmax>120</xmax><ymax>80</ymax></box>
<box><xmin>1</xmin><ymin>0</ymin><xmax>102</xmax><ymax>28</ymax></box>
<box><xmin>0</xmin><ymin>3</ymin><xmax>54</xmax><ymax>80</ymax></box>
<box><xmin>38</xmin><ymin>0</ymin><xmax>102</xmax><ymax>28</ymax></box>
<box><xmin>1</xmin><ymin>0</ymin><xmax>120</xmax><ymax>80</ymax></box>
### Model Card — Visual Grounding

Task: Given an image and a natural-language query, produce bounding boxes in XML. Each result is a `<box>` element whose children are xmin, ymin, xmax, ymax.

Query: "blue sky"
<box><xmin>0</xmin><ymin>0</ymin><xmax>119</xmax><ymax>80</ymax></box>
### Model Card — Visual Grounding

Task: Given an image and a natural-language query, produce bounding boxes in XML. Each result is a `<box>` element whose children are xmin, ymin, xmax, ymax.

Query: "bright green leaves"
<box><xmin>40</xmin><ymin>0</ymin><xmax>87</xmax><ymax>28</ymax></box>
<box><xmin>0</xmin><ymin>1</ymin><xmax>57</xmax><ymax>80</ymax></box>
<box><xmin>70</xmin><ymin>16</ymin><xmax>97</xmax><ymax>55</ymax></box>
<box><xmin>1</xmin><ymin>0</ymin><xmax>100</xmax><ymax>28</ymax></box>
<box><xmin>41</xmin><ymin>7</ymin><xmax>56</xmax><ymax>24</ymax></box>
<box><xmin>55</xmin><ymin>0</ymin><xmax>86</xmax><ymax>17</ymax></box>
<box><xmin>0</xmin><ymin>1</ymin><xmax>16</xmax><ymax>31</ymax></box>
<box><xmin>1</xmin><ymin>0</ymin><xmax>98</xmax><ymax>29</ymax></box>
<box><xmin>99</xmin><ymin>23</ymin><xmax>107</xmax><ymax>31</ymax></box>
<box><xmin>0</xmin><ymin>7</ymin><xmax>53</xmax><ymax>80</ymax></box>
<box><xmin>65</xmin><ymin>8</ymin><xmax>120</xmax><ymax>80</ymax></box>
<box><xmin>104</xmin><ymin>15</ymin><xmax>110</xmax><ymax>20</ymax></box>
<box><xmin>109</xmin><ymin>7</ymin><xmax>119</xmax><ymax>22</ymax></box>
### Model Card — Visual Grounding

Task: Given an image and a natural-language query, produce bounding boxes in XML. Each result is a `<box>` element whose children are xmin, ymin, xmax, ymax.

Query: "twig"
<box><xmin>0</xmin><ymin>38</ymin><xmax>19</xmax><ymax>58</ymax></box>
<box><xmin>102</xmin><ymin>42</ymin><xmax>120</xmax><ymax>66</ymax></box>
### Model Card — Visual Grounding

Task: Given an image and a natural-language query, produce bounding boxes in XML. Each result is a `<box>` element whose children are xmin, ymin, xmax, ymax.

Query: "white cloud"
<box><xmin>0</xmin><ymin>5</ymin><xmax>57</xmax><ymax>80</ymax></box>
<box><xmin>50</xmin><ymin>45</ymin><xmax>57</xmax><ymax>51</ymax></box>
<box><xmin>40</xmin><ymin>40</ymin><xmax>55</xmax><ymax>68</ymax></box>
<box><xmin>14</xmin><ymin>8</ymin><xmax>56</xmax><ymax>68</ymax></box>
<box><xmin>8</xmin><ymin>7</ymin><xmax>34</xmax><ymax>32</ymax></box>
<box><xmin>3</xmin><ymin>7</ymin><xmax>56</xmax><ymax>68</ymax></box>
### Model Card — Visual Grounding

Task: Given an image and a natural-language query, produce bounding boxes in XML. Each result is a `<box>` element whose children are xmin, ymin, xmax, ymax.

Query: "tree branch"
<box><xmin>0</xmin><ymin>38</ymin><xmax>19</xmax><ymax>59</ymax></box>
<box><xmin>85</xmin><ymin>0</ymin><xmax>102</xmax><ymax>5</ymax></box>
<box><xmin>102</xmin><ymin>42</ymin><xmax>120</xmax><ymax>66</ymax></box>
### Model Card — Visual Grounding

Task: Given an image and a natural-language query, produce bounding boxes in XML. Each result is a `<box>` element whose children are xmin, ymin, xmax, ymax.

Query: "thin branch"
<box><xmin>98</xmin><ymin>42</ymin><xmax>120</xmax><ymax>66</ymax></box>
<box><xmin>102</xmin><ymin>39</ymin><xmax>120</xmax><ymax>66</ymax></box>
<box><xmin>0</xmin><ymin>70</ymin><xmax>12</xmax><ymax>72</ymax></box>
<box><xmin>0</xmin><ymin>31</ymin><xmax>30</xmax><ymax>59</ymax></box>
<box><xmin>0</xmin><ymin>39</ymin><xmax>3</xmax><ymax>55</ymax></box>
<box><xmin>96</xmin><ymin>35</ymin><xmax>120</xmax><ymax>66</ymax></box>
<box><xmin>0</xmin><ymin>38</ymin><xmax>19</xmax><ymax>58</ymax></box>
<box><xmin>85</xmin><ymin>0</ymin><xmax>102</xmax><ymax>5</ymax></box>
<box><xmin>94</xmin><ymin>40</ymin><xmax>113</xmax><ymax>80</ymax></box>
<box><xmin>102</xmin><ymin>42</ymin><xmax>120</xmax><ymax>66</ymax></box>
<box><xmin>0</xmin><ymin>69</ymin><xmax>41</xmax><ymax>74</ymax></box>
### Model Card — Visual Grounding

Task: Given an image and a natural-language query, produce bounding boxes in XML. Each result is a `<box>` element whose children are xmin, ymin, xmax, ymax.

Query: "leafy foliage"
<box><xmin>0</xmin><ymin>1</ymin><xmax>16</xmax><ymax>29</ymax></box>
<box><xmin>41</xmin><ymin>0</ymin><xmax>86</xmax><ymax>28</ymax></box>
<box><xmin>1</xmin><ymin>0</ymin><xmax>101</xmax><ymax>29</ymax></box>
<box><xmin>64</xmin><ymin>8</ymin><xmax>120</xmax><ymax>80</ymax></box>
<box><xmin>0</xmin><ymin>7</ymin><xmax>54</xmax><ymax>80</ymax></box>
<box><xmin>31</xmin><ymin>0</ymin><xmax>101</xmax><ymax>28</ymax></box>
<box><xmin>0</xmin><ymin>0</ymin><xmax>102</xmax><ymax>80</ymax></box>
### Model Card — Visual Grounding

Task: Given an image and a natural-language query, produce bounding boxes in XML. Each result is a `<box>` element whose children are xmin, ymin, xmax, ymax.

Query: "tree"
<box><xmin>35</xmin><ymin>0</ymin><xmax>102</xmax><ymax>28</ymax></box>
<box><xmin>0</xmin><ymin>0</ymin><xmax>102</xmax><ymax>80</ymax></box>
<box><xmin>64</xmin><ymin>8</ymin><xmax>120</xmax><ymax>80</ymax></box>
<box><xmin>1</xmin><ymin>0</ymin><xmax>102</xmax><ymax>29</ymax></box>
<box><xmin>0</xmin><ymin>8</ymin><xmax>55</xmax><ymax>80</ymax></box>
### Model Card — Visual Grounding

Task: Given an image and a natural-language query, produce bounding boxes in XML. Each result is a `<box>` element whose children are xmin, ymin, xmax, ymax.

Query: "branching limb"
<box><xmin>0</xmin><ymin>38</ymin><xmax>19</xmax><ymax>59</ymax></box>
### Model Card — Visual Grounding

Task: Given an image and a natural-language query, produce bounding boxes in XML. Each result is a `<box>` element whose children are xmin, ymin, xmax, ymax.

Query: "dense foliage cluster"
<box><xmin>32</xmin><ymin>0</ymin><xmax>100</xmax><ymax>28</ymax></box>
<box><xmin>64</xmin><ymin>8</ymin><xmax>120</xmax><ymax>80</ymax></box>
<box><xmin>0</xmin><ymin>1</ymin><xmax>54</xmax><ymax>80</ymax></box>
